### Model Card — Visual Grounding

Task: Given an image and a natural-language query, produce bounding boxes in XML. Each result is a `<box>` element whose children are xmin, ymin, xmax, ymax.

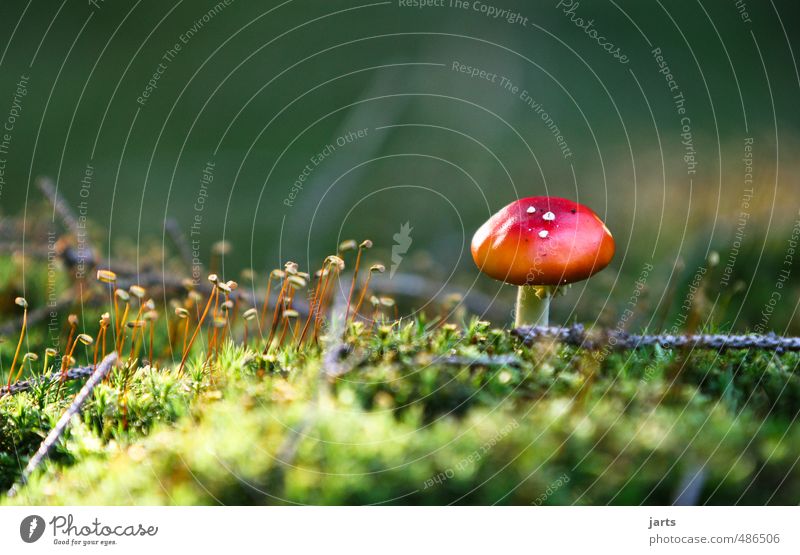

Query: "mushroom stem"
<box><xmin>515</xmin><ymin>285</ymin><xmax>552</xmax><ymax>328</ymax></box>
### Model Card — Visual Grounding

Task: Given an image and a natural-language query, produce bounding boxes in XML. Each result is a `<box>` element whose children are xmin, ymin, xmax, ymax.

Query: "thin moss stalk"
<box><xmin>344</xmin><ymin>239</ymin><xmax>371</xmax><ymax>325</ymax></box>
<box><xmin>351</xmin><ymin>263</ymin><xmax>385</xmax><ymax>328</ymax></box>
<box><xmin>297</xmin><ymin>263</ymin><xmax>328</xmax><ymax>348</ymax></box>
<box><xmin>6</xmin><ymin>297</ymin><xmax>27</xmax><ymax>389</ymax></box>
<box><xmin>178</xmin><ymin>276</ymin><xmax>219</xmax><ymax>375</ymax></box>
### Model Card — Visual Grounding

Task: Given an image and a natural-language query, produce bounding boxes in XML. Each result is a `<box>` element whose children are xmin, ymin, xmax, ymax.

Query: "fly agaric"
<box><xmin>471</xmin><ymin>196</ymin><xmax>615</xmax><ymax>327</ymax></box>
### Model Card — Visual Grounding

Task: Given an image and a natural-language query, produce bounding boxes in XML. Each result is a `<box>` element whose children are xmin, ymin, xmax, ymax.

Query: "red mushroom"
<box><xmin>471</xmin><ymin>196</ymin><xmax>615</xmax><ymax>327</ymax></box>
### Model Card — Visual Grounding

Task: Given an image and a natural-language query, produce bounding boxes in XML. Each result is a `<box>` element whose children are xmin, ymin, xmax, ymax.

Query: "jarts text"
<box><xmin>649</xmin><ymin>517</ymin><xmax>677</xmax><ymax>529</ymax></box>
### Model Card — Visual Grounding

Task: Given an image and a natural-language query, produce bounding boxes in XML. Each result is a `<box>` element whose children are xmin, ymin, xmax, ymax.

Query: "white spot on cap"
<box><xmin>543</xmin><ymin>211</ymin><xmax>556</xmax><ymax>221</ymax></box>
<box><xmin>538</xmin><ymin>230</ymin><xmax>549</xmax><ymax>238</ymax></box>
<box><xmin>526</xmin><ymin>206</ymin><xmax>536</xmax><ymax>214</ymax></box>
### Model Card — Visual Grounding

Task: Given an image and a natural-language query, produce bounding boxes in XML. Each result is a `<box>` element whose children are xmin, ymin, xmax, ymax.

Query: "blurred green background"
<box><xmin>0</xmin><ymin>0</ymin><xmax>798</xmax><ymax>332</ymax></box>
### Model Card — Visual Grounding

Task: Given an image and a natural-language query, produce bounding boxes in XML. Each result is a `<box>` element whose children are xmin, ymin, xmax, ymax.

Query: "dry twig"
<box><xmin>513</xmin><ymin>324</ymin><xmax>800</xmax><ymax>353</ymax></box>
<box><xmin>6</xmin><ymin>352</ymin><xmax>118</xmax><ymax>497</ymax></box>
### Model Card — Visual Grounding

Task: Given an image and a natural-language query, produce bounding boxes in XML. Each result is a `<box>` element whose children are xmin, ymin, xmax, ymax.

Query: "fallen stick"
<box><xmin>37</xmin><ymin>176</ymin><xmax>81</xmax><ymax>236</ymax></box>
<box><xmin>513</xmin><ymin>325</ymin><xmax>800</xmax><ymax>353</ymax></box>
<box><xmin>0</xmin><ymin>362</ymin><xmax>102</xmax><ymax>397</ymax></box>
<box><xmin>6</xmin><ymin>352</ymin><xmax>118</xmax><ymax>497</ymax></box>
<box><xmin>164</xmin><ymin>217</ymin><xmax>197</xmax><ymax>272</ymax></box>
<box><xmin>366</xmin><ymin>272</ymin><xmax>509</xmax><ymax>321</ymax></box>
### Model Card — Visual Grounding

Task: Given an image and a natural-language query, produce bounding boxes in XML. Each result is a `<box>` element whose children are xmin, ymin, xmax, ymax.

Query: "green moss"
<box><xmin>2</xmin><ymin>324</ymin><xmax>799</xmax><ymax>505</ymax></box>
<box><xmin>1</xmin><ymin>253</ymin><xmax>798</xmax><ymax>504</ymax></box>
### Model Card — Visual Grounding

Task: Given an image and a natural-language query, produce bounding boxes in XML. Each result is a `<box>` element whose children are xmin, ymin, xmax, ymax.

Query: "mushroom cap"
<box><xmin>471</xmin><ymin>196</ymin><xmax>615</xmax><ymax>286</ymax></box>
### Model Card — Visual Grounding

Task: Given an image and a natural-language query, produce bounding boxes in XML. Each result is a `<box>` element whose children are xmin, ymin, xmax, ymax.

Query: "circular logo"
<box><xmin>20</xmin><ymin>515</ymin><xmax>45</xmax><ymax>543</ymax></box>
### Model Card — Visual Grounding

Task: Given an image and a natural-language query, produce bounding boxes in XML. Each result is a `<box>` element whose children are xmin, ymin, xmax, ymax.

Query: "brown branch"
<box><xmin>37</xmin><ymin>176</ymin><xmax>80</xmax><ymax>236</ymax></box>
<box><xmin>6</xmin><ymin>352</ymin><xmax>118</xmax><ymax>497</ymax></box>
<box><xmin>164</xmin><ymin>217</ymin><xmax>197</xmax><ymax>272</ymax></box>
<box><xmin>513</xmin><ymin>325</ymin><xmax>800</xmax><ymax>353</ymax></box>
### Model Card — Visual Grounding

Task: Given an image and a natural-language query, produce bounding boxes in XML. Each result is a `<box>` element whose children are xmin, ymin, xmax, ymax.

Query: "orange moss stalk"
<box><xmin>126</xmin><ymin>321</ymin><xmax>146</xmax><ymax>365</ymax></box>
<box><xmin>344</xmin><ymin>240</ymin><xmax>372</xmax><ymax>322</ymax></box>
<box><xmin>6</xmin><ymin>297</ymin><xmax>28</xmax><ymax>389</ymax></box>
<box><xmin>125</xmin><ymin>296</ymin><xmax>151</xmax><ymax>366</ymax></box>
<box><xmin>309</xmin><ymin>266</ymin><xmax>334</xmax><ymax>345</ymax></box>
<box><xmin>367</xmin><ymin>295</ymin><xmax>381</xmax><ymax>334</ymax></box>
<box><xmin>58</xmin><ymin>333</ymin><xmax>93</xmax><ymax>397</ymax></box>
<box><xmin>338</xmin><ymin>239</ymin><xmax>358</xmax><ymax>317</ymax></box>
<box><xmin>259</xmin><ymin>270</ymin><xmax>280</xmax><ymax>336</ymax></box>
<box><xmin>60</xmin><ymin>314</ymin><xmax>79</xmax><ymax>381</ymax></box>
<box><xmin>218</xmin><ymin>281</ymin><xmax>237</xmax><ymax>355</ymax></box>
<box><xmin>278</xmin><ymin>310</ymin><xmax>299</xmax><ymax>347</ymax></box>
<box><xmin>144</xmin><ymin>309</ymin><xmax>158</xmax><ymax>365</ymax></box>
<box><xmin>175</xmin><ymin>307</ymin><xmax>190</xmax><ymax>359</ymax></box>
<box><xmin>206</xmin><ymin>317</ymin><xmax>225</xmax><ymax>367</ymax></box>
<box><xmin>207</xmin><ymin>280</ymin><xmax>231</xmax><ymax>364</ymax></box>
<box><xmin>163</xmin><ymin>282</ymin><xmax>195</xmax><ymax>359</ymax></box>
<box><xmin>16</xmin><ymin>352</ymin><xmax>38</xmax><ymax>383</ymax></box>
<box><xmin>128</xmin><ymin>286</ymin><xmax>147</xmax><ymax>343</ymax></box>
<box><xmin>206</xmin><ymin>284</ymin><xmax>222</xmax><ymax>359</ymax></box>
<box><xmin>297</xmin><ymin>261</ymin><xmax>330</xmax><ymax>349</ymax></box>
<box><xmin>42</xmin><ymin>348</ymin><xmax>57</xmax><ymax>375</ymax></box>
<box><xmin>265</xmin><ymin>263</ymin><xmax>297</xmax><ymax>352</ymax></box>
<box><xmin>114</xmin><ymin>290</ymin><xmax>131</xmax><ymax>355</ymax></box>
<box><xmin>164</xmin><ymin>300</ymin><xmax>180</xmax><ymax>358</ymax></box>
<box><xmin>73</xmin><ymin>334</ymin><xmax>94</xmax><ymax>361</ymax></box>
<box><xmin>242</xmin><ymin>308</ymin><xmax>258</xmax><ymax>346</ymax></box>
<box><xmin>313</xmin><ymin>279</ymin><xmax>335</xmax><ymax>343</ymax></box>
<box><xmin>273</xmin><ymin>275</ymin><xmax>305</xmax><ymax>350</ymax></box>
<box><xmin>314</xmin><ymin>256</ymin><xmax>345</xmax><ymax>342</ymax></box>
<box><xmin>351</xmin><ymin>263</ymin><xmax>385</xmax><ymax>327</ymax></box>
<box><xmin>178</xmin><ymin>275</ymin><xmax>220</xmax><ymax>375</ymax></box>
<box><xmin>94</xmin><ymin>313</ymin><xmax>111</xmax><ymax>369</ymax></box>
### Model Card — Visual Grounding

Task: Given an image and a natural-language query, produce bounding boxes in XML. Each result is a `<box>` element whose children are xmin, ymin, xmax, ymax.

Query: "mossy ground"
<box><xmin>2</xmin><ymin>317</ymin><xmax>799</xmax><ymax>505</ymax></box>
